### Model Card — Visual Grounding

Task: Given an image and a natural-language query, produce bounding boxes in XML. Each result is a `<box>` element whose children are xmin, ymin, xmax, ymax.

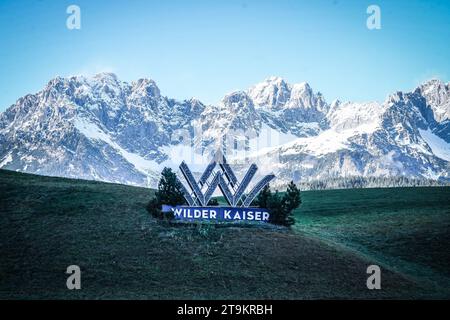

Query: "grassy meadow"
<box><xmin>294</xmin><ymin>187</ymin><xmax>450</xmax><ymax>295</ymax></box>
<box><xmin>0</xmin><ymin>169</ymin><xmax>449</xmax><ymax>299</ymax></box>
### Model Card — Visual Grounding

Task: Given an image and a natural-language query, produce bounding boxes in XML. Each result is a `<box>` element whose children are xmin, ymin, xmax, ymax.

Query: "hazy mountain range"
<box><xmin>0</xmin><ymin>73</ymin><xmax>449</xmax><ymax>189</ymax></box>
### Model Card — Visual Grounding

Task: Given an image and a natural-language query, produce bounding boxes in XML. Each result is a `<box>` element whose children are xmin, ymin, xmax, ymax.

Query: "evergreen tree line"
<box><xmin>146</xmin><ymin>167</ymin><xmax>302</xmax><ymax>227</ymax></box>
<box><xmin>295</xmin><ymin>175</ymin><xmax>449</xmax><ymax>191</ymax></box>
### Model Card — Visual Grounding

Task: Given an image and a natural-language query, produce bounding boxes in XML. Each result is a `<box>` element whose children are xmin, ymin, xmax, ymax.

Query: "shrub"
<box><xmin>253</xmin><ymin>181</ymin><xmax>301</xmax><ymax>227</ymax></box>
<box><xmin>207</xmin><ymin>198</ymin><xmax>219</xmax><ymax>206</ymax></box>
<box><xmin>146</xmin><ymin>167</ymin><xmax>186</xmax><ymax>220</ymax></box>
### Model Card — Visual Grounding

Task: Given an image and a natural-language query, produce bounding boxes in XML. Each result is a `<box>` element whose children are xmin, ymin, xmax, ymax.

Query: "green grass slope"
<box><xmin>0</xmin><ymin>169</ymin><xmax>447</xmax><ymax>299</ymax></box>
<box><xmin>295</xmin><ymin>187</ymin><xmax>450</xmax><ymax>296</ymax></box>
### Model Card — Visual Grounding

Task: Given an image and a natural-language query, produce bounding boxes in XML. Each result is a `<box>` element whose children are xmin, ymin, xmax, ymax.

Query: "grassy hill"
<box><xmin>0</xmin><ymin>169</ymin><xmax>449</xmax><ymax>299</ymax></box>
<box><xmin>294</xmin><ymin>187</ymin><xmax>450</xmax><ymax>297</ymax></box>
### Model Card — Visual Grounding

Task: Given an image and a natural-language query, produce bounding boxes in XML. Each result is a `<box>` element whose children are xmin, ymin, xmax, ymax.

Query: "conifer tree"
<box><xmin>260</xmin><ymin>182</ymin><xmax>302</xmax><ymax>227</ymax></box>
<box><xmin>267</xmin><ymin>190</ymin><xmax>285</xmax><ymax>225</ymax></box>
<box><xmin>155</xmin><ymin>167</ymin><xmax>186</xmax><ymax>207</ymax></box>
<box><xmin>283</xmin><ymin>181</ymin><xmax>301</xmax><ymax>213</ymax></box>
<box><xmin>147</xmin><ymin>167</ymin><xmax>186</xmax><ymax>220</ymax></box>
<box><xmin>253</xmin><ymin>184</ymin><xmax>271</xmax><ymax>208</ymax></box>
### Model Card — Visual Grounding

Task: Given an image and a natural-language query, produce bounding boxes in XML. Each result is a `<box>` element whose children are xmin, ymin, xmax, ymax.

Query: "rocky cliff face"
<box><xmin>0</xmin><ymin>73</ymin><xmax>449</xmax><ymax>188</ymax></box>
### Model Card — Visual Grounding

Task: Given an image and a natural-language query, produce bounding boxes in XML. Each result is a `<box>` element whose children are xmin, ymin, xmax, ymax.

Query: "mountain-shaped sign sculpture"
<box><xmin>178</xmin><ymin>150</ymin><xmax>275</xmax><ymax>207</ymax></box>
<box><xmin>162</xmin><ymin>150</ymin><xmax>275</xmax><ymax>223</ymax></box>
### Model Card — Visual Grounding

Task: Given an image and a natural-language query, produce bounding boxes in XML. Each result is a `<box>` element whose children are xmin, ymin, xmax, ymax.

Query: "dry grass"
<box><xmin>0</xmin><ymin>170</ymin><xmax>444</xmax><ymax>299</ymax></box>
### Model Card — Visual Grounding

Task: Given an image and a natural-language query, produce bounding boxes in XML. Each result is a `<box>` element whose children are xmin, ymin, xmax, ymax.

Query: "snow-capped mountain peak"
<box><xmin>247</xmin><ymin>76</ymin><xmax>291</xmax><ymax>110</ymax></box>
<box><xmin>131</xmin><ymin>78</ymin><xmax>161</xmax><ymax>99</ymax></box>
<box><xmin>416</xmin><ymin>79</ymin><xmax>450</xmax><ymax>122</ymax></box>
<box><xmin>0</xmin><ymin>74</ymin><xmax>449</xmax><ymax>188</ymax></box>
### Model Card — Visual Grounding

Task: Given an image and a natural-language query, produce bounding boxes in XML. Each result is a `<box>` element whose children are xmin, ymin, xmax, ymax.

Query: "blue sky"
<box><xmin>0</xmin><ymin>0</ymin><xmax>449</xmax><ymax>111</ymax></box>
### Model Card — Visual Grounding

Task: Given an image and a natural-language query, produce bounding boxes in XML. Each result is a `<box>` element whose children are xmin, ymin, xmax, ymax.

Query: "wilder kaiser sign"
<box><xmin>162</xmin><ymin>205</ymin><xmax>271</xmax><ymax>222</ymax></box>
<box><xmin>162</xmin><ymin>151</ymin><xmax>275</xmax><ymax>223</ymax></box>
